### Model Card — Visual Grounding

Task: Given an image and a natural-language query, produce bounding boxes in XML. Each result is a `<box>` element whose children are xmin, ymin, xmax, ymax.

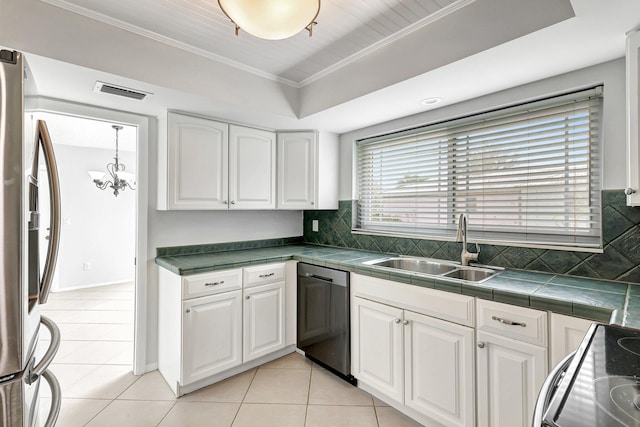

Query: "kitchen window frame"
<box><xmin>352</xmin><ymin>87</ymin><xmax>603</xmax><ymax>252</ymax></box>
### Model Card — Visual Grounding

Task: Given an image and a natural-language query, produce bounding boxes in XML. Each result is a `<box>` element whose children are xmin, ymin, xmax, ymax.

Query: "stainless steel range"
<box><xmin>536</xmin><ymin>323</ymin><xmax>640</xmax><ymax>427</ymax></box>
<box><xmin>0</xmin><ymin>50</ymin><xmax>62</xmax><ymax>427</ymax></box>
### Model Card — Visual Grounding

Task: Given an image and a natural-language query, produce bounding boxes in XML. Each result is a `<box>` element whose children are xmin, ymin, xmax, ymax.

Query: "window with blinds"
<box><xmin>355</xmin><ymin>87</ymin><xmax>603</xmax><ymax>250</ymax></box>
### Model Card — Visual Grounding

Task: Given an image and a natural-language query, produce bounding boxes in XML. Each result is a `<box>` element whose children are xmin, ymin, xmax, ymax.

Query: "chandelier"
<box><xmin>218</xmin><ymin>0</ymin><xmax>320</xmax><ymax>40</ymax></box>
<box><xmin>89</xmin><ymin>125</ymin><xmax>135</xmax><ymax>197</ymax></box>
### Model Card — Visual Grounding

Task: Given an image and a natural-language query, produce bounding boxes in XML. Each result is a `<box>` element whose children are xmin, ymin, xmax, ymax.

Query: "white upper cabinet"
<box><xmin>229</xmin><ymin>125</ymin><xmax>276</xmax><ymax>209</ymax></box>
<box><xmin>277</xmin><ymin>132</ymin><xmax>315</xmax><ymax>209</ymax></box>
<box><xmin>627</xmin><ymin>29</ymin><xmax>640</xmax><ymax>205</ymax></box>
<box><xmin>277</xmin><ymin>131</ymin><xmax>338</xmax><ymax>210</ymax></box>
<box><xmin>159</xmin><ymin>112</ymin><xmax>277</xmax><ymax>210</ymax></box>
<box><xmin>163</xmin><ymin>112</ymin><xmax>229</xmax><ymax>210</ymax></box>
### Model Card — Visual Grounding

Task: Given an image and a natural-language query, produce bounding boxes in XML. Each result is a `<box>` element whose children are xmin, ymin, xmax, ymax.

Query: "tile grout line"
<box><xmin>229</xmin><ymin>367</ymin><xmax>258</xmax><ymax>426</ymax></box>
<box><xmin>372</xmin><ymin>402</ymin><xmax>381</xmax><ymax>427</ymax></box>
<box><xmin>304</xmin><ymin>367</ymin><xmax>313</xmax><ymax>426</ymax></box>
<box><xmin>154</xmin><ymin>401</ymin><xmax>178</xmax><ymax>427</ymax></box>
<box><xmin>44</xmin><ymin>282</ymin><xmax>136</xmax><ymax>426</ymax></box>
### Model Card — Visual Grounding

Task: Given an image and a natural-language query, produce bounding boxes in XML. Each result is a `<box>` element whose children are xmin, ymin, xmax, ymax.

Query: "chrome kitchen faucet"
<box><xmin>456</xmin><ymin>213</ymin><xmax>480</xmax><ymax>266</ymax></box>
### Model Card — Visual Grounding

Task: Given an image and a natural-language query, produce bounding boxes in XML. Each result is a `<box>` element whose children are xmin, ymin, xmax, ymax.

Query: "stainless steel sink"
<box><xmin>368</xmin><ymin>258</ymin><xmax>457</xmax><ymax>275</ymax></box>
<box><xmin>364</xmin><ymin>256</ymin><xmax>501</xmax><ymax>283</ymax></box>
<box><xmin>443</xmin><ymin>267</ymin><xmax>497</xmax><ymax>282</ymax></box>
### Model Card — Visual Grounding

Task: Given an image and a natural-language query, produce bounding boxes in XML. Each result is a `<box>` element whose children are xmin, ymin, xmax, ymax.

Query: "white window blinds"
<box><xmin>355</xmin><ymin>87</ymin><xmax>603</xmax><ymax>250</ymax></box>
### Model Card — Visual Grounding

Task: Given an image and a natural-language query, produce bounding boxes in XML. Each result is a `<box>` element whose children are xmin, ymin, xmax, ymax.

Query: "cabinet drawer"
<box><xmin>476</xmin><ymin>299</ymin><xmax>547</xmax><ymax>346</ymax></box>
<box><xmin>182</xmin><ymin>269</ymin><xmax>242</xmax><ymax>299</ymax></box>
<box><xmin>243</xmin><ymin>263</ymin><xmax>286</xmax><ymax>288</ymax></box>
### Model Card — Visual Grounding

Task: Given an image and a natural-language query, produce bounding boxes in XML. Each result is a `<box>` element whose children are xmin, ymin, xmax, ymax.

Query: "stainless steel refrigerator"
<box><xmin>0</xmin><ymin>50</ymin><xmax>62</xmax><ymax>426</ymax></box>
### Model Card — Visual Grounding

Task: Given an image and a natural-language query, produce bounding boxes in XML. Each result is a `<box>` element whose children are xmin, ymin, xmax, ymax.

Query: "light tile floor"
<box><xmin>39</xmin><ymin>282</ymin><xmax>423</xmax><ymax>426</ymax></box>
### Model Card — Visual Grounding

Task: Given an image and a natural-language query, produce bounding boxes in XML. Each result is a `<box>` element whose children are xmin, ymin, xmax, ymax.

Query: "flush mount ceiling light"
<box><xmin>218</xmin><ymin>0</ymin><xmax>320</xmax><ymax>40</ymax></box>
<box><xmin>420</xmin><ymin>97</ymin><xmax>442</xmax><ymax>106</ymax></box>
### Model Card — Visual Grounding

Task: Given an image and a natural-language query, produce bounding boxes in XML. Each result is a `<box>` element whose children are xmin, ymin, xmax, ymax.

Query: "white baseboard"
<box><xmin>175</xmin><ymin>345</ymin><xmax>296</xmax><ymax>397</ymax></box>
<box><xmin>143</xmin><ymin>362</ymin><xmax>158</xmax><ymax>374</ymax></box>
<box><xmin>51</xmin><ymin>278</ymin><xmax>134</xmax><ymax>293</ymax></box>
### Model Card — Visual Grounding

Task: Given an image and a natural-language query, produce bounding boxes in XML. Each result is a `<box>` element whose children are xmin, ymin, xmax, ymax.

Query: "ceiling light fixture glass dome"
<box><xmin>218</xmin><ymin>0</ymin><xmax>320</xmax><ymax>40</ymax></box>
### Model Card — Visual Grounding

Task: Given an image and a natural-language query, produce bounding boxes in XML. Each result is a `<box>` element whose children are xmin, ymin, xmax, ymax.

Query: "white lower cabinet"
<box><xmin>404</xmin><ymin>310</ymin><xmax>475</xmax><ymax>427</ymax></box>
<box><xmin>549</xmin><ymin>313</ymin><xmax>593</xmax><ymax>367</ymax></box>
<box><xmin>182</xmin><ymin>290</ymin><xmax>242</xmax><ymax>385</ymax></box>
<box><xmin>158</xmin><ymin>262</ymin><xmax>292</xmax><ymax>397</ymax></box>
<box><xmin>352</xmin><ymin>292</ymin><xmax>475</xmax><ymax>427</ymax></box>
<box><xmin>475</xmin><ymin>300</ymin><xmax>548</xmax><ymax>427</ymax></box>
<box><xmin>476</xmin><ymin>331</ymin><xmax>548</xmax><ymax>427</ymax></box>
<box><xmin>243</xmin><ymin>281</ymin><xmax>285</xmax><ymax>362</ymax></box>
<box><xmin>352</xmin><ymin>297</ymin><xmax>404</xmax><ymax>402</ymax></box>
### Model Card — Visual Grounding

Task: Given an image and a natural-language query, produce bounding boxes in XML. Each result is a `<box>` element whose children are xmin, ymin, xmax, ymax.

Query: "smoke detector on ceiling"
<box><xmin>94</xmin><ymin>81</ymin><xmax>152</xmax><ymax>101</ymax></box>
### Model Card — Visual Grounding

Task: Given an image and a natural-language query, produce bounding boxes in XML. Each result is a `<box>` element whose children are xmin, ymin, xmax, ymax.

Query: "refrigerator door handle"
<box><xmin>29</xmin><ymin>316</ymin><xmax>60</xmax><ymax>383</ymax></box>
<box><xmin>40</xmin><ymin>369</ymin><xmax>61</xmax><ymax>427</ymax></box>
<box><xmin>37</xmin><ymin>120</ymin><xmax>61</xmax><ymax>304</ymax></box>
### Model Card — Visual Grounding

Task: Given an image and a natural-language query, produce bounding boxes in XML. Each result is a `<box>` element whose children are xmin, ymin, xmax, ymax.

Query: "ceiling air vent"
<box><xmin>94</xmin><ymin>81</ymin><xmax>152</xmax><ymax>101</ymax></box>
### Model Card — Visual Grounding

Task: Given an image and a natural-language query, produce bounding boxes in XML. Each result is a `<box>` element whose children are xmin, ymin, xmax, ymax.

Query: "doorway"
<box><xmin>37</xmin><ymin>113</ymin><xmax>137</xmax><ymax>294</ymax></box>
<box><xmin>27</xmin><ymin>98</ymin><xmax>150</xmax><ymax>378</ymax></box>
<box><xmin>35</xmin><ymin>112</ymin><xmax>137</xmax><ymax>374</ymax></box>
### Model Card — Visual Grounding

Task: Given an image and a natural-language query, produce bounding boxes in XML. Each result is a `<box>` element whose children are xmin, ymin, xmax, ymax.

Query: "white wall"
<box><xmin>145</xmin><ymin>118</ymin><xmax>303</xmax><ymax>367</ymax></box>
<box><xmin>338</xmin><ymin>58</ymin><xmax>627</xmax><ymax>199</ymax></box>
<box><xmin>53</xmin><ymin>144</ymin><xmax>136</xmax><ymax>290</ymax></box>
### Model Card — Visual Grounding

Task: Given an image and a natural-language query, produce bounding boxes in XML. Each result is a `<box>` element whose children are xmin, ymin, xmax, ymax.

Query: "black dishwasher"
<box><xmin>297</xmin><ymin>263</ymin><xmax>356</xmax><ymax>385</ymax></box>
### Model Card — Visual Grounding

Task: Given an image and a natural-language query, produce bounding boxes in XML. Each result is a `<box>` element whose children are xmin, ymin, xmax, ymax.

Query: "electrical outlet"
<box><xmin>83</xmin><ymin>262</ymin><xmax>92</xmax><ymax>271</ymax></box>
<box><xmin>312</xmin><ymin>220</ymin><xmax>319</xmax><ymax>232</ymax></box>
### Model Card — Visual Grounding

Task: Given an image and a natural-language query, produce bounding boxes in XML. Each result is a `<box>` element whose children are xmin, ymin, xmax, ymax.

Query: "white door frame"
<box><xmin>27</xmin><ymin>97</ymin><xmax>150</xmax><ymax>375</ymax></box>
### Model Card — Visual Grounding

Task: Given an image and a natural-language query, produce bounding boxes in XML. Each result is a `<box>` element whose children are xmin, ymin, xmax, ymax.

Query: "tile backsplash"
<box><xmin>157</xmin><ymin>236</ymin><xmax>304</xmax><ymax>257</ymax></box>
<box><xmin>303</xmin><ymin>190</ymin><xmax>640</xmax><ymax>283</ymax></box>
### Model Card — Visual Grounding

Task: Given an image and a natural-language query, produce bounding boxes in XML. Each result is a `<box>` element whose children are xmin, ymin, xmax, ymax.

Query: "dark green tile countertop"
<box><xmin>155</xmin><ymin>244</ymin><xmax>640</xmax><ymax>328</ymax></box>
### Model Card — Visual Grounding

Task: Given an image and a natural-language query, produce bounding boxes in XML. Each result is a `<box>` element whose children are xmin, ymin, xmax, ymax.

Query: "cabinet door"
<box><xmin>182</xmin><ymin>290</ymin><xmax>242</xmax><ymax>385</ymax></box>
<box><xmin>243</xmin><ymin>281</ymin><xmax>285</xmax><ymax>362</ymax></box>
<box><xmin>229</xmin><ymin>125</ymin><xmax>276</xmax><ymax>209</ymax></box>
<box><xmin>476</xmin><ymin>331</ymin><xmax>547</xmax><ymax>427</ymax></box>
<box><xmin>352</xmin><ymin>297</ymin><xmax>404</xmax><ymax>403</ymax></box>
<box><xmin>550</xmin><ymin>313</ymin><xmax>593</xmax><ymax>367</ymax></box>
<box><xmin>277</xmin><ymin>132</ymin><xmax>315</xmax><ymax>209</ymax></box>
<box><xmin>168</xmin><ymin>113</ymin><xmax>228</xmax><ymax>209</ymax></box>
<box><xmin>627</xmin><ymin>29</ymin><xmax>640</xmax><ymax>206</ymax></box>
<box><xmin>404</xmin><ymin>311</ymin><xmax>475</xmax><ymax>427</ymax></box>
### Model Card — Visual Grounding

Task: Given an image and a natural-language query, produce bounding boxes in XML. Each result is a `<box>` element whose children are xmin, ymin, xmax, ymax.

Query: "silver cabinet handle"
<box><xmin>491</xmin><ymin>315</ymin><xmax>526</xmax><ymax>327</ymax></box>
<box><xmin>259</xmin><ymin>273</ymin><xmax>275</xmax><ymax>278</ymax></box>
<box><xmin>478</xmin><ymin>342</ymin><xmax>485</xmax><ymax>348</ymax></box>
<box><xmin>185</xmin><ymin>308</ymin><xmax>191</xmax><ymax>313</ymax></box>
<box><xmin>311</xmin><ymin>201</ymin><xmax>314</xmax><ymax>205</ymax></box>
<box><xmin>394</xmin><ymin>318</ymin><xmax>401</xmax><ymax>324</ymax></box>
<box><xmin>246</xmin><ymin>295</ymin><xmax>250</xmax><ymax>300</ymax></box>
<box><xmin>223</xmin><ymin>200</ymin><xmax>228</xmax><ymax>204</ymax></box>
<box><xmin>231</xmin><ymin>200</ymin><xmax>235</xmax><ymax>205</ymax></box>
<box><xmin>402</xmin><ymin>320</ymin><xmax>409</xmax><ymax>326</ymax></box>
<box><xmin>626</xmin><ymin>188</ymin><xmax>636</xmax><ymax>195</ymax></box>
<box><xmin>205</xmin><ymin>281</ymin><xmax>224</xmax><ymax>286</ymax></box>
